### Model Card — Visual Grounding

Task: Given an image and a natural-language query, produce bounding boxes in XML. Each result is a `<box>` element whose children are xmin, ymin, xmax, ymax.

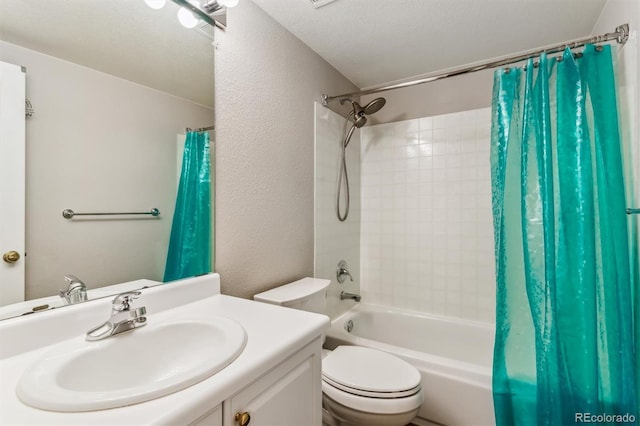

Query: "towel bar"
<box><xmin>62</xmin><ymin>208</ymin><xmax>160</xmax><ymax>219</ymax></box>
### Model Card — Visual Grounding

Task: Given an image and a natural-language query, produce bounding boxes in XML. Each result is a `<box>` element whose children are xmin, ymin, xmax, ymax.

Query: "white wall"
<box><xmin>362</xmin><ymin>69</ymin><xmax>494</xmax><ymax>125</ymax></box>
<box><xmin>592</xmin><ymin>0</ymin><xmax>639</xmax><ymax>41</ymax></box>
<box><xmin>360</xmin><ymin>108</ymin><xmax>495</xmax><ymax>323</ymax></box>
<box><xmin>0</xmin><ymin>41</ymin><xmax>213</xmax><ymax>299</ymax></box>
<box><xmin>314</xmin><ymin>103</ymin><xmax>361</xmax><ymax>319</ymax></box>
<box><xmin>213</xmin><ymin>0</ymin><xmax>357</xmax><ymax>298</ymax></box>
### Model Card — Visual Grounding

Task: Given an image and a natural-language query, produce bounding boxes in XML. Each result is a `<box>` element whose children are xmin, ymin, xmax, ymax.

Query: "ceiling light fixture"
<box><xmin>170</xmin><ymin>0</ymin><xmax>235</xmax><ymax>30</ymax></box>
<box><xmin>144</xmin><ymin>0</ymin><xmax>167</xmax><ymax>9</ymax></box>
<box><xmin>218</xmin><ymin>0</ymin><xmax>239</xmax><ymax>7</ymax></box>
<box><xmin>201</xmin><ymin>0</ymin><xmax>222</xmax><ymax>13</ymax></box>
<box><xmin>177</xmin><ymin>1</ymin><xmax>200</xmax><ymax>28</ymax></box>
<box><xmin>308</xmin><ymin>0</ymin><xmax>338</xmax><ymax>9</ymax></box>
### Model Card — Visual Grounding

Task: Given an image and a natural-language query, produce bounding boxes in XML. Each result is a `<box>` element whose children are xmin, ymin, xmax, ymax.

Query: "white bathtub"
<box><xmin>324</xmin><ymin>304</ymin><xmax>496</xmax><ymax>426</ymax></box>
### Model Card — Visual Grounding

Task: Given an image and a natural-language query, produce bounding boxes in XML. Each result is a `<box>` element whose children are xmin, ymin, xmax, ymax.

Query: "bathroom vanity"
<box><xmin>0</xmin><ymin>274</ymin><xmax>329</xmax><ymax>425</ymax></box>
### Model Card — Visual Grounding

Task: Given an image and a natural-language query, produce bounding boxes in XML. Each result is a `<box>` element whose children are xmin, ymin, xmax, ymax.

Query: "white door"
<box><xmin>0</xmin><ymin>61</ymin><xmax>26</xmax><ymax>306</ymax></box>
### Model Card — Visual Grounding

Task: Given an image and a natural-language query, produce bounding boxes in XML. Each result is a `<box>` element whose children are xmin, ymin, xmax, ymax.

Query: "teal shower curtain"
<box><xmin>163</xmin><ymin>131</ymin><xmax>212</xmax><ymax>282</ymax></box>
<box><xmin>491</xmin><ymin>45</ymin><xmax>638</xmax><ymax>425</ymax></box>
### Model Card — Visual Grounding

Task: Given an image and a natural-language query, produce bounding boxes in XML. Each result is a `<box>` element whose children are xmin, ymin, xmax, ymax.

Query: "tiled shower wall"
<box><xmin>315</xmin><ymin>103</ymin><xmax>361</xmax><ymax>320</ymax></box>
<box><xmin>360</xmin><ymin>108</ymin><xmax>496</xmax><ymax>323</ymax></box>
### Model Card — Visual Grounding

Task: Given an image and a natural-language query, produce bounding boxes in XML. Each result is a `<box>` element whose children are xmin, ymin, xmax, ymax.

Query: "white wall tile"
<box><xmin>360</xmin><ymin>107</ymin><xmax>496</xmax><ymax>323</ymax></box>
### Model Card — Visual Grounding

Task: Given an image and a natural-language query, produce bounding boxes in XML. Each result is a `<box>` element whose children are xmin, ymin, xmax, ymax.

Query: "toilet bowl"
<box><xmin>321</xmin><ymin>346</ymin><xmax>422</xmax><ymax>426</ymax></box>
<box><xmin>254</xmin><ymin>278</ymin><xmax>424</xmax><ymax>426</ymax></box>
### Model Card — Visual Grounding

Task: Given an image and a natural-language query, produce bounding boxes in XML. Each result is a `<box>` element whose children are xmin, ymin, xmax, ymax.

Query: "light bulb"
<box><xmin>177</xmin><ymin>7</ymin><xmax>199</xmax><ymax>28</ymax></box>
<box><xmin>218</xmin><ymin>0</ymin><xmax>239</xmax><ymax>7</ymax></box>
<box><xmin>144</xmin><ymin>0</ymin><xmax>166</xmax><ymax>9</ymax></box>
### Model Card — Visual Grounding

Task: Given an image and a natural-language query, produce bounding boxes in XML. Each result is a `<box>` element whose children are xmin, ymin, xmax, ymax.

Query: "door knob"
<box><xmin>3</xmin><ymin>251</ymin><xmax>20</xmax><ymax>263</ymax></box>
<box><xmin>234</xmin><ymin>412</ymin><xmax>251</xmax><ymax>426</ymax></box>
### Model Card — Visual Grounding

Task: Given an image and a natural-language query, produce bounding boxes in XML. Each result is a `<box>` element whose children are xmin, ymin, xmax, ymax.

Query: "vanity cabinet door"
<box><xmin>190</xmin><ymin>404</ymin><xmax>223</xmax><ymax>426</ymax></box>
<box><xmin>224</xmin><ymin>339</ymin><xmax>322</xmax><ymax>426</ymax></box>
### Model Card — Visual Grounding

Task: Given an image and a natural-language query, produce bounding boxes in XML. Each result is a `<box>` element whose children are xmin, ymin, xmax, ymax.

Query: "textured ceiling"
<box><xmin>0</xmin><ymin>0</ymin><xmax>609</xmax><ymax>101</ymax></box>
<box><xmin>252</xmin><ymin>0</ymin><xmax>608</xmax><ymax>88</ymax></box>
<box><xmin>0</xmin><ymin>0</ymin><xmax>214</xmax><ymax>108</ymax></box>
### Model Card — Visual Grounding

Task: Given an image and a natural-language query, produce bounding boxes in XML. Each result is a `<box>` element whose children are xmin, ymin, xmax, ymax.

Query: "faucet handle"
<box><xmin>59</xmin><ymin>274</ymin><xmax>88</xmax><ymax>304</ymax></box>
<box><xmin>112</xmin><ymin>291</ymin><xmax>142</xmax><ymax>311</ymax></box>
<box><xmin>64</xmin><ymin>274</ymin><xmax>83</xmax><ymax>285</ymax></box>
<box><xmin>336</xmin><ymin>260</ymin><xmax>354</xmax><ymax>283</ymax></box>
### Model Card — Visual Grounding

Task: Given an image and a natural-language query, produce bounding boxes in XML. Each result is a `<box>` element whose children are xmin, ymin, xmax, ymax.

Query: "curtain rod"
<box><xmin>186</xmin><ymin>125</ymin><xmax>215</xmax><ymax>132</ymax></box>
<box><xmin>321</xmin><ymin>24</ymin><xmax>629</xmax><ymax>105</ymax></box>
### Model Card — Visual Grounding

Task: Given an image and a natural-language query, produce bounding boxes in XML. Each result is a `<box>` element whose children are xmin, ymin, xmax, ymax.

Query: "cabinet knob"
<box><xmin>3</xmin><ymin>251</ymin><xmax>20</xmax><ymax>263</ymax></box>
<box><xmin>234</xmin><ymin>411</ymin><xmax>251</xmax><ymax>426</ymax></box>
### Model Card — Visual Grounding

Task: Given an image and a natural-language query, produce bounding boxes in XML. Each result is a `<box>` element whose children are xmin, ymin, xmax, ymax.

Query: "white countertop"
<box><xmin>0</xmin><ymin>274</ymin><xmax>330</xmax><ymax>425</ymax></box>
<box><xmin>0</xmin><ymin>279</ymin><xmax>160</xmax><ymax>321</ymax></box>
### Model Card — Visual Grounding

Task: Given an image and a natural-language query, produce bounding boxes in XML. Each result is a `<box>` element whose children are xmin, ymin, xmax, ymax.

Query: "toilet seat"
<box><xmin>323</xmin><ymin>375</ymin><xmax>421</xmax><ymax>398</ymax></box>
<box><xmin>321</xmin><ymin>346</ymin><xmax>423</xmax><ymax>415</ymax></box>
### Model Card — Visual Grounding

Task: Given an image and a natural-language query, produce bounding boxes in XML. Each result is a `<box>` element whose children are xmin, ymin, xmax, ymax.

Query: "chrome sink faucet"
<box><xmin>59</xmin><ymin>274</ymin><xmax>88</xmax><ymax>304</ymax></box>
<box><xmin>86</xmin><ymin>291</ymin><xmax>147</xmax><ymax>341</ymax></box>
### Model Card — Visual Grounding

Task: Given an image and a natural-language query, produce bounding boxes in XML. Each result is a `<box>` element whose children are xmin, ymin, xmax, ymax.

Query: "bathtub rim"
<box><xmin>333</xmin><ymin>302</ymin><xmax>495</xmax><ymax>330</ymax></box>
<box><xmin>325</xmin><ymin>302</ymin><xmax>495</xmax><ymax>389</ymax></box>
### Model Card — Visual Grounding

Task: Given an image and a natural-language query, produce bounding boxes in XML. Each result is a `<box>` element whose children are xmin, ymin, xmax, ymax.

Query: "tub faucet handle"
<box><xmin>336</xmin><ymin>260</ymin><xmax>354</xmax><ymax>283</ymax></box>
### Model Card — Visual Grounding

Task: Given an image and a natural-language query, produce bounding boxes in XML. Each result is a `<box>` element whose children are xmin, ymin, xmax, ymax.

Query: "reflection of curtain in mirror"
<box><xmin>163</xmin><ymin>131</ymin><xmax>211</xmax><ymax>282</ymax></box>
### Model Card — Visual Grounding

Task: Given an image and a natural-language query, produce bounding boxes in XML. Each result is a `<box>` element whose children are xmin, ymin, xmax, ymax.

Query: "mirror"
<box><xmin>0</xmin><ymin>0</ymin><xmax>215</xmax><ymax>319</ymax></box>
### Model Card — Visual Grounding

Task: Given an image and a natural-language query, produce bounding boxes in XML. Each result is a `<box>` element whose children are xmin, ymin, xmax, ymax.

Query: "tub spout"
<box><xmin>340</xmin><ymin>291</ymin><xmax>361</xmax><ymax>302</ymax></box>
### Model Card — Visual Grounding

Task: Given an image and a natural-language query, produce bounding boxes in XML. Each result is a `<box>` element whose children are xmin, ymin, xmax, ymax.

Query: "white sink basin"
<box><xmin>16</xmin><ymin>317</ymin><xmax>247</xmax><ymax>412</ymax></box>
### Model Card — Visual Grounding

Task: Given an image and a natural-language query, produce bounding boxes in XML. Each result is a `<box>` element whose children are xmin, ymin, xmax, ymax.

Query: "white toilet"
<box><xmin>254</xmin><ymin>278</ymin><xmax>423</xmax><ymax>426</ymax></box>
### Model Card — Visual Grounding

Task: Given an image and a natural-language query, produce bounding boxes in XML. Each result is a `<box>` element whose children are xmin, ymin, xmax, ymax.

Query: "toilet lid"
<box><xmin>322</xmin><ymin>346</ymin><xmax>421</xmax><ymax>394</ymax></box>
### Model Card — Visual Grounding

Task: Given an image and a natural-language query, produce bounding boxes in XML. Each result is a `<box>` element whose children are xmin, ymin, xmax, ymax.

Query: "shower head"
<box><xmin>354</xmin><ymin>114</ymin><xmax>367</xmax><ymax>128</ymax></box>
<box><xmin>350</xmin><ymin>101</ymin><xmax>368</xmax><ymax>128</ymax></box>
<box><xmin>363</xmin><ymin>97</ymin><xmax>386</xmax><ymax>115</ymax></box>
<box><xmin>337</xmin><ymin>96</ymin><xmax>388</xmax><ymax>222</ymax></box>
<box><xmin>346</xmin><ymin>97</ymin><xmax>387</xmax><ymax>128</ymax></box>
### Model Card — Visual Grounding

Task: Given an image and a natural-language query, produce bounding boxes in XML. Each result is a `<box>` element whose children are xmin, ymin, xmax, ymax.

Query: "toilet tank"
<box><xmin>253</xmin><ymin>277</ymin><xmax>331</xmax><ymax>314</ymax></box>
